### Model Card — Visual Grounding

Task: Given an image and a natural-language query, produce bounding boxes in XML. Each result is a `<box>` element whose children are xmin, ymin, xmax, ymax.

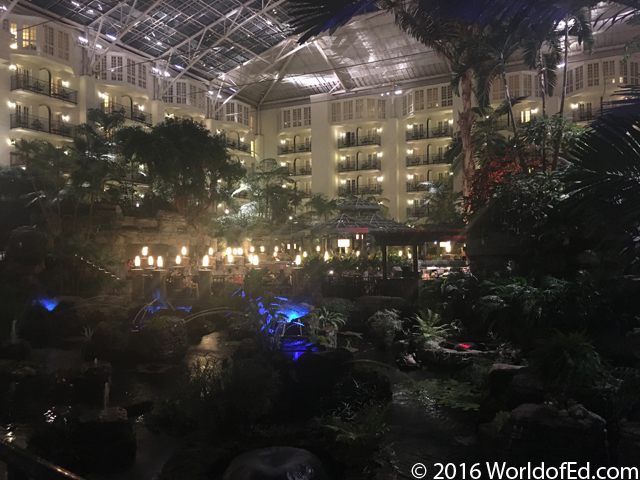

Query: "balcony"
<box><xmin>406</xmin><ymin>181</ymin><xmax>431</xmax><ymax>193</ymax></box>
<box><xmin>338</xmin><ymin>184</ymin><xmax>382</xmax><ymax>196</ymax></box>
<box><xmin>338</xmin><ymin>159</ymin><xmax>381</xmax><ymax>173</ymax></box>
<box><xmin>287</xmin><ymin>166</ymin><xmax>312</xmax><ymax>176</ymax></box>
<box><xmin>9</xmin><ymin>152</ymin><xmax>26</xmax><ymax>166</ymax></box>
<box><xmin>224</xmin><ymin>137</ymin><xmax>251</xmax><ymax>153</ymax></box>
<box><xmin>277</xmin><ymin>142</ymin><xmax>312</xmax><ymax>155</ymax></box>
<box><xmin>407</xmin><ymin>205</ymin><xmax>431</xmax><ymax>218</ymax></box>
<box><xmin>405</xmin><ymin>154</ymin><xmax>450</xmax><ymax>167</ymax></box>
<box><xmin>405</xmin><ymin>126</ymin><xmax>453</xmax><ymax>141</ymax></box>
<box><xmin>102</xmin><ymin>102</ymin><xmax>152</xmax><ymax>126</ymax></box>
<box><xmin>298</xmin><ymin>189</ymin><xmax>313</xmax><ymax>198</ymax></box>
<box><xmin>572</xmin><ymin>110</ymin><xmax>596</xmax><ymax>122</ymax></box>
<box><xmin>337</xmin><ymin>134</ymin><xmax>381</xmax><ymax>149</ymax></box>
<box><xmin>10</xmin><ymin>114</ymin><xmax>77</xmax><ymax>139</ymax></box>
<box><xmin>11</xmin><ymin>74</ymin><xmax>78</xmax><ymax>105</ymax></box>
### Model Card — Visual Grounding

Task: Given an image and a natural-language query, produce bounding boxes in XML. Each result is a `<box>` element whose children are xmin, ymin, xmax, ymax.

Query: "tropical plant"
<box><xmin>308</xmin><ymin>307</ymin><xmax>346</xmax><ymax>347</ymax></box>
<box><xmin>416</xmin><ymin>178</ymin><xmax>463</xmax><ymax>226</ymax></box>
<box><xmin>531</xmin><ymin>330</ymin><xmax>604</xmax><ymax>392</ymax></box>
<box><xmin>412</xmin><ymin>308</ymin><xmax>449</xmax><ymax>339</ymax></box>
<box><xmin>321</xmin><ymin>403</ymin><xmax>388</xmax><ymax>446</ymax></box>
<box><xmin>305</xmin><ymin>193</ymin><xmax>338</xmax><ymax>221</ymax></box>
<box><xmin>366</xmin><ymin>309</ymin><xmax>402</xmax><ymax>349</ymax></box>
<box><xmin>414</xmin><ymin>378</ymin><xmax>483</xmax><ymax>410</ymax></box>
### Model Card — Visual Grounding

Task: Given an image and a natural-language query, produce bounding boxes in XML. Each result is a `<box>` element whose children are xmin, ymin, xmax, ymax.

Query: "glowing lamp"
<box><xmin>181</xmin><ymin>246</ymin><xmax>187</xmax><ymax>255</ymax></box>
<box><xmin>407</xmin><ymin>253</ymin><xmax>412</xmax><ymax>259</ymax></box>
<box><xmin>295</xmin><ymin>255</ymin><xmax>301</xmax><ymax>265</ymax></box>
<box><xmin>142</xmin><ymin>246</ymin><xmax>148</xmax><ymax>256</ymax></box>
<box><xmin>157</xmin><ymin>256</ymin><xmax>163</xmax><ymax>268</ymax></box>
<box><xmin>134</xmin><ymin>256</ymin><xmax>141</xmax><ymax>267</ymax></box>
<box><xmin>324</xmin><ymin>251</ymin><xmax>329</xmax><ymax>261</ymax></box>
<box><xmin>248</xmin><ymin>254</ymin><xmax>253</xmax><ymax>263</ymax></box>
<box><xmin>338</xmin><ymin>239</ymin><xmax>350</xmax><ymax>248</ymax></box>
<box><xmin>209</xmin><ymin>247</ymin><xmax>213</xmax><ymax>255</ymax></box>
<box><xmin>287</xmin><ymin>244</ymin><xmax>291</xmax><ymax>250</ymax></box>
<box><xmin>356</xmin><ymin>251</ymin><xmax>360</xmax><ymax>257</ymax></box>
<box><xmin>274</xmin><ymin>246</ymin><xmax>278</xmax><ymax>252</ymax></box>
<box><xmin>148</xmin><ymin>256</ymin><xmax>154</xmax><ymax>266</ymax></box>
<box><xmin>202</xmin><ymin>255</ymin><xmax>209</xmax><ymax>267</ymax></box>
<box><xmin>316</xmin><ymin>246</ymin><xmax>321</xmax><ymax>252</ymax></box>
<box><xmin>398</xmin><ymin>251</ymin><xmax>403</xmax><ymax>256</ymax></box>
<box><xmin>232</xmin><ymin>248</ymin><xmax>238</xmax><ymax>255</ymax></box>
<box><xmin>176</xmin><ymin>255</ymin><xmax>181</xmax><ymax>265</ymax></box>
<box><xmin>252</xmin><ymin>256</ymin><xmax>259</xmax><ymax>266</ymax></box>
<box><xmin>250</xmin><ymin>246</ymin><xmax>255</xmax><ymax>253</ymax></box>
<box><xmin>303</xmin><ymin>251</ymin><xmax>307</xmax><ymax>257</ymax></box>
<box><xmin>260</xmin><ymin>246</ymin><xmax>265</xmax><ymax>253</ymax></box>
<box><xmin>228</xmin><ymin>255</ymin><xmax>233</xmax><ymax>263</ymax></box>
<box><xmin>238</xmin><ymin>248</ymin><xmax>243</xmax><ymax>255</ymax></box>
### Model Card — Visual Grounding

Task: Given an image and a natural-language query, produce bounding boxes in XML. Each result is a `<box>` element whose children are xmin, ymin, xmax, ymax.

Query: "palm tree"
<box><xmin>305</xmin><ymin>193</ymin><xmax>337</xmax><ymax>221</ymax></box>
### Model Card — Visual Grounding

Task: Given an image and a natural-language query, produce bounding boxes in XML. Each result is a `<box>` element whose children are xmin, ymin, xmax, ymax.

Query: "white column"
<box><xmin>310</xmin><ymin>93</ymin><xmax>334</xmax><ymax>198</ymax></box>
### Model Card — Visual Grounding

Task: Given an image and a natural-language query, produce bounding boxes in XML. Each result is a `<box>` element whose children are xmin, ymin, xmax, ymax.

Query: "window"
<box><xmin>575</xmin><ymin>65</ymin><xmax>584</xmax><ymax>91</ymax></box>
<box><xmin>110</xmin><ymin>55</ymin><xmax>123</xmax><ymax>82</ymax></box>
<box><xmin>367</xmin><ymin>98</ymin><xmax>376</xmax><ymax>118</ymax></box>
<box><xmin>566</xmin><ymin>69</ymin><xmax>574</xmax><ymax>94</ymax></box>
<box><xmin>57</xmin><ymin>31</ymin><xmax>69</xmax><ymax>61</ymax></box>
<box><xmin>225</xmin><ymin>102</ymin><xmax>235</xmax><ymax>122</ymax></box>
<box><xmin>631</xmin><ymin>62</ymin><xmax>639</xmax><ymax>85</ymax></box>
<box><xmin>603</xmin><ymin>60</ymin><xmax>615</xmax><ymax>84</ymax></box>
<box><xmin>138</xmin><ymin>64</ymin><xmax>146</xmax><ymax>89</ymax></box>
<box><xmin>492</xmin><ymin>77</ymin><xmax>505</xmax><ymax>101</ymax></box>
<box><xmin>508</xmin><ymin>75</ymin><xmax>520</xmax><ymax>98</ymax></box>
<box><xmin>441</xmin><ymin>86</ymin><xmax>453</xmax><ymax>107</ymax></box>
<box><xmin>244</xmin><ymin>106</ymin><xmax>250</xmax><ymax>126</ymax></box>
<box><xmin>523</xmin><ymin>74</ymin><xmax>532</xmax><ymax>97</ymax></box>
<box><xmin>22</xmin><ymin>24</ymin><xmax>36</xmax><ymax>50</ymax></box>
<box><xmin>426</xmin><ymin>88</ymin><xmax>439</xmax><ymax>109</ymax></box>
<box><xmin>355</xmin><ymin>99</ymin><xmax>364</xmax><ymax>119</ymax></box>
<box><xmin>377</xmin><ymin>99</ymin><xmax>385</xmax><ymax>119</ymax></box>
<box><xmin>1</xmin><ymin>19</ymin><xmax>8</xmax><ymax>31</ymax></box>
<box><xmin>587</xmin><ymin>62</ymin><xmax>600</xmax><ymax>87</ymax></box>
<box><xmin>292</xmin><ymin>107</ymin><xmax>302</xmax><ymax>127</ymax></box>
<box><xmin>619</xmin><ymin>60</ymin><xmax>628</xmax><ymax>84</ymax></box>
<box><xmin>176</xmin><ymin>82</ymin><xmax>187</xmax><ymax>104</ymax></box>
<box><xmin>414</xmin><ymin>89</ymin><xmax>424</xmax><ymax>111</ymax></box>
<box><xmin>402</xmin><ymin>95</ymin><xmax>407</xmax><ymax>116</ymax></box>
<box><xmin>43</xmin><ymin>25</ymin><xmax>55</xmax><ymax>55</ymax></box>
<box><xmin>96</xmin><ymin>56</ymin><xmax>107</xmax><ymax>80</ymax></box>
<box><xmin>343</xmin><ymin>101</ymin><xmax>353</xmax><ymax>121</ymax></box>
<box><xmin>520</xmin><ymin>109</ymin><xmax>531</xmax><ymax>123</ymax></box>
<box><xmin>126</xmin><ymin>58</ymin><xmax>136</xmax><ymax>85</ymax></box>
<box><xmin>330</xmin><ymin>102</ymin><xmax>341</xmax><ymax>122</ymax></box>
<box><xmin>237</xmin><ymin>103</ymin><xmax>243</xmax><ymax>125</ymax></box>
<box><xmin>283</xmin><ymin>109</ymin><xmax>291</xmax><ymax>128</ymax></box>
<box><xmin>189</xmin><ymin>84</ymin><xmax>198</xmax><ymax>106</ymax></box>
<box><xmin>162</xmin><ymin>85</ymin><xmax>173</xmax><ymax>103</ymax></box>
<box><xmin>303</xmin><ymin>107</ymin><xmax>311</xmax><ymax>126</ymax></box>
<box><xmin>406</xmin><ymin>93</ymin><xmax>413</xmax><ymax>115</ymax></box>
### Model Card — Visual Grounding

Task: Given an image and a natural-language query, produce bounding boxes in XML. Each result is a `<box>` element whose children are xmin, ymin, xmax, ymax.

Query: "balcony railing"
<box><xmin>338</xmin><ymin>184</ymin><xmax>382</xmax><ymax>196</ymax></box>
<box><xmin>9</xmin><ymin>152</ymin><xmax>26</xmax><ymax>166</ymax></box>
<box><xmin>406</xmin><ymin>181</ymin><xmax>431</xmax><ymax>193</ymax></box>
<box><xmin>10</xmin><ymin>114</ymin><xmax>77</xmax><ymax>138</ymax></box>
<box><xmin>337</xmin><ymin>134</ymin><xmax>381</xmax><ymax>148</ymax></box>
<box><xmin>338</xmin><ymin>159</ymin><xmax>381</xmax><ymax>173</ymax></box>
<box><xmin>11</xmin><ymin>74</ymin><xmax>78</xmax><ymax>104</ymax></box>
<box><xmin>405</xmin><ymin>154</ymin><xmax>450</xmax><ymax>167</ymax></box>
<box><xmin>288</xmin><ymin>166</ymin><xmax>312</xmax><ymax>176</ymax></box>
<box><xmin>298</xmin><ymin>189</ymin><xmax>312</xmax><ymax>198</ymax></box>
<box><xmin>224</xmin><ymin>137</ymin><xmax>251</xmax><ymax>153</ymax></box>
<box><xmin>102</xmin><ymin>102</ymin><xmax>152</xmax><ymax>125</ymax></box>
<box><xmin>405</xmin><ymin>127</ymin><xmax>453</xmax><ymax>141</ymax></box>
<box><xmin>572</xmin><ymin>110</ymin><xmax>596</xmax><ymax>122</ymax></box>
<box><xmin>407</xmin><ymin>205</ymin><xmax>431</xmax><ymax>218</ymax></box>
<box><xmin>277</xmin><ymin>143</ymin><xmax>312</xmax><ymax>155</ymax></box>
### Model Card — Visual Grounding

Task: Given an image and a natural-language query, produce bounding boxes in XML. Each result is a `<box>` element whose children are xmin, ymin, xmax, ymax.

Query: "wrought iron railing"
<box><xmin>337</xmin><ymin>134</ymin><xmax>381</xmax><ymax>148</ymax></box>
<box><xmin>407</xmin><ymin>205</ymin><xmax>431</xmax><ymax>217</ymax></box>
<box><xmin>224</xmin><ymin>137</ymin><xmax>250</xmax><ymax>153</ymax></box>
<box><xmin>406</xmin><ymin>181</ymin><xmax>431</xmax><ymax>193</ymax></box>
<box><xmin>338</xmin><ymin>159</ymin><xmax>381</xmax><ymax>172</ymax></box>
<box><xmin>10</xmin><ymin>114</ymin><xmax>77</xmax><ymax>138</ymax></box>
<box><xmin>338</xmin><ymin>184</ymin><xmax>382</xmax><ymax>196</ymax></box>
<box><xmin>405</xmin><ymin>127</ymin><xmax>453</xmax><ymax>141</ymax></box>
<box><xmin>11</xmin><ymin>74</ymin><xmax>78</xmax><ymax>104</ymax></box>
<box><xmin>405</xmin><ymin>154</ymin><xmax>450</xmax><ymax>166</ymax></box>
<box><xmin>277</xmin><ymin>143</ymin><xmax>312</xmax><ymax>155</ymax></box>
<box><xmin>101</xmin><ymin>102</ymin><xmax>152</xmax><ymax>125</ymax></box>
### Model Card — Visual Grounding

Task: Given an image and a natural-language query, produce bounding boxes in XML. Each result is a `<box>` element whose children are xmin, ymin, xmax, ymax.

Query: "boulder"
<box><xmin>159</xmin><ymin>446</ymin><xmax>232</xmax><ymax>480</ymax></box>
<box><xmin>479</xmin><ymin>403</ymin><xmax>608</xmax><ymax>466</ymax></box>
<box><xmin>120</xmin><ymin>395</ymin><xmax>154</xmax><ymax>418</ymax></box>
<box><xmin>223</xmin><ymin>447</ymin><xmax>328</xmax><ymax>480</ymax></box>
<box><xmin>129</xmin><ymin>317</ymin><xmax>188</xmax><ymax>362</ymax></box>
<box><xmin>0</xmin><ymin>340</ymin><xmax>32</xmax><ymax>360</ymax></box>
<box><xmin>74</xmin><ymin>360</ymin><xmax>112</xmax><ymax>406</ymax></box>
<box><xmin>488</xmin><ymin>364</ymin><xmax>528</xmax><ymax>396</ymax></box>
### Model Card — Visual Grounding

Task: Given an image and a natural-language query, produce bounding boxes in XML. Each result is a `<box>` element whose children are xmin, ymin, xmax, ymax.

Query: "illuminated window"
<box><xmin>57</xmin><ymin>31</ymin><xmax>69</xmax><ymax>61</ymax></box>
<box><xmin>22</xmin><ymin>24</ymin><xmax>37</xmax><ymax>50</ymax></box>
<box><xmin>587</xmin><ymin>62</ymin><xmax>600</xmax><ymax>87</ymax></box>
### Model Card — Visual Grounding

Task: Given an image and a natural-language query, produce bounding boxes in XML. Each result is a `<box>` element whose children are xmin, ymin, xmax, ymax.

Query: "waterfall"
<box><xmin>103</xmin><ymin>382</ymin><xmax>110</xmax><ymax>412</ymax></box>
<box><xmin>10</xmin><ymin>320</ymin><xmax>17</xmax><ymax>344</ymax></box>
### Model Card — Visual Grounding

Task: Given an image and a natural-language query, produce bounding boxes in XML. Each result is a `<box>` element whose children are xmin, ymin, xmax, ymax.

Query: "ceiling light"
<box><xmin>106</xmin><ymin>34</ymin><xmax>116</xmax><ymax>41</ymax></box>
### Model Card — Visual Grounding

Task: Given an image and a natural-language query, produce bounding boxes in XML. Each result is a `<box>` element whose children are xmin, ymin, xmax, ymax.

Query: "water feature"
<box><xmin>103</xmin><ymin>382</ymin><xmax>110</xmax><ymax>412</ymax></box>
<box><xmin>10</xmin><ymin>320</ymin><xmax>17</xmax><ymax>344</ymax></box>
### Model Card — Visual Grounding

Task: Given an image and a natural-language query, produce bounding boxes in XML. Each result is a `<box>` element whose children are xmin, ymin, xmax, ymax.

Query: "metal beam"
<box><xmin>259</xmin><ymin>42</ymin><xmax>296</xmax><ymax>105</ymax></box>
<box><xmin>88</xmin><ymin>1</ymin><xmax>128</xmax><ymax>27</ymax></box>
<box><xmin>90</xmin><ymin>0</ymin><xmax>164</xmax><ymax>70</ymax></box>
<box><xmin>0</xmin><ymin>0</ymin><xmax>21</xmax><ymax>25</ymax></box>
<box><xmin>161</xmin><ymin>0</ymin><xmax>288</xmax><ymax>95</ymax></box>
<box><xmin>314</xmin><ymin>40</ymin><xmax>354</xmax><ymax>92</ymax></box>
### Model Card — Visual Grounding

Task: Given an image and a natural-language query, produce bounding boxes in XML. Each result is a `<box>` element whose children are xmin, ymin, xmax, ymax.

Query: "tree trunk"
<box><xmin>458</xmin><ymin>70</ymin><xmax>476</xmax><ymax>199</ymax></box>
<box><xmin>539</xmin><ymin>50</ymin><xmax>547</xmax><ymax>116</ymax></box>
<box><xmin>552</xmin><ymin>24</ymin><xmax>570</xmax><ymax>171</ymax></box>
<box><xmin>501</xmin><ymin>67</ymin><xmax>518</xmax><ymax>139</ymax></box>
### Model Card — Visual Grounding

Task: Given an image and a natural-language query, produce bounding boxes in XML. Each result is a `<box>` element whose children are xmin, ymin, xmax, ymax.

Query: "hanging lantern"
<box><xmin>134</xmin><ymin>256</ymin><xmax>141</xmax><ymax>267</ymax></box>
<box><xmin>176</xmin><ymin>255</ymin><xmax>181</xmax><ymax>265</ymax></box>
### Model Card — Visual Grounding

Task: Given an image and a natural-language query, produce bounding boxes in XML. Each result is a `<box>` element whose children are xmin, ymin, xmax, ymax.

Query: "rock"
<box><xmin>5</xmin><ymin>226</ymin><xmax>48</xmax><ymax>266</ymax></box>
<box><xmin>121</xmin><ymin>395</ymin><xmax>154</xmax><ymax>417</ymax></box>
<box><xmin>502</xmin><ymin>372</ymin><xmax>545</xmax><ymax>409</ymax></box>
<box><xmin>479</xmin><ymin>403</ymin><xmax>608</xmax><ymax>466</ymax></box>
<box><xmin>414</xmin><ymin>342</ymin><xmax>492</xmax><ymax>369</ymax></box>
<box><xmin>77</xmin><ymin>407</ymin><xmax>136</xmax><ymax>471</ymax></box>
<box><xmin>619</xmin><ymin>421</ymin><xmax>640</xmax><ymax>467</ymax></box>
<box><xmin>223</xmin><ymin>447</ymin><xmax>328</xmax><ymax>480</ymax></box>
<box><xmin>159</xmin><ymin>446</ymin><xmax>232</xmax><ymax>480</ymax></box>
<box><xmin>0</xmin><ymin>359</ymin><xmax>38</xmax><ymax>381</ymax></box>
<box><xmin>488</xmin><ymin>364</ymin><xmax>527</xmax><ymax>396</ymax></box>
<box><xmin>75</xmin><ymin>361</ymin><xmax>112</xmax><ymax>406</ymax></box>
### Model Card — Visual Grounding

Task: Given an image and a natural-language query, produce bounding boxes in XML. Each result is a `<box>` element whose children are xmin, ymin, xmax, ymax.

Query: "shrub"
<box><xmin>412</xmin><ymin>308</ymin><xmax>448</xmax><ymax>340</ymax></box>
<box><xmin>366</xmin><ymin>309</ymin><xmax>402</xmax><ymax>349</ymax></box>
<box><xmin>531</xmin><ymin>331</ymin><xmax>604</xmax><ymax>392</ymax></box>
<box><xmin>321</xmin><ymin>298</ymin><xmax>354</xmax><ymax>318</ymax></box>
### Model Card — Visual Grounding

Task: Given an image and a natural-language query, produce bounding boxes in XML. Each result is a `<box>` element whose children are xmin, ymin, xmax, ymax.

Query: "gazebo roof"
<box><xmin>294</xmin><ymin>213</ymin><xmax>415</xmax><ymax>237</ymax></box>
<box><xmin>359</xmin><ymin>214</ymin><xmax>415</xmax><ymax>233</ymax></box>
<box><xmin>336</xmin><ymin>198</ymin><xmax>381</xmax><ymax>214</ymax></box>
<box><xmin>308</xmin><ymin>214</ymin><xmax>371</xmax><ymax>234</ymax></box>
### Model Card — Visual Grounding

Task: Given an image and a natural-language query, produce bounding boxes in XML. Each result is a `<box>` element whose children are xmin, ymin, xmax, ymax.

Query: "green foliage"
<box><xmin>416</xmin><ymin>179</ymin><xmax>464</xmax><ymax>226</ymax></box>
<box><xmin>414</xmin><ymin>378</ymin><xmax>483</xmax><ymax>411</ymax></box>
<box><xmin>489</xmin><ymin>411</ymin><xmax>511</xmax><ymax>435</ymax></box>
<box><xmin>531</xmin><ymin>331</ymin><xmax>604</xmax><ymax>391</ymax></box>
<box><xmin>366</xmin><ymin>309</ymin><xmax>402</xmax><ymax>349</ymax></box>
<box><xmin>412</xmin><ymin>308</ymin><xmax>448</xmax><ymax>339</ymax></box>
<box><xmin>309</xmin><ymin>307</ymin><xmax>346</xmax><ymax>331</ymax></box>
<box><xmin>421</xmin><ymin>271</ymin><xmax>479</xmax><ymax>326</ymax></box>
<box><xmin>321</xmin><ymin>298</ymin><xmax>354</xmax><ymax>317</ymax></box>
<box><xmin>321</xmin><ymin>404</ymin><xmax>388</xmax><ymax>447</ymax></box>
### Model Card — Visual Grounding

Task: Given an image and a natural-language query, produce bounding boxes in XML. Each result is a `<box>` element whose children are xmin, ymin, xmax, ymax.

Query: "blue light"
<box><xmin>32</xmin><ymin>297</ymin><xmax>59</xmax><ymax>312</ymax></box>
